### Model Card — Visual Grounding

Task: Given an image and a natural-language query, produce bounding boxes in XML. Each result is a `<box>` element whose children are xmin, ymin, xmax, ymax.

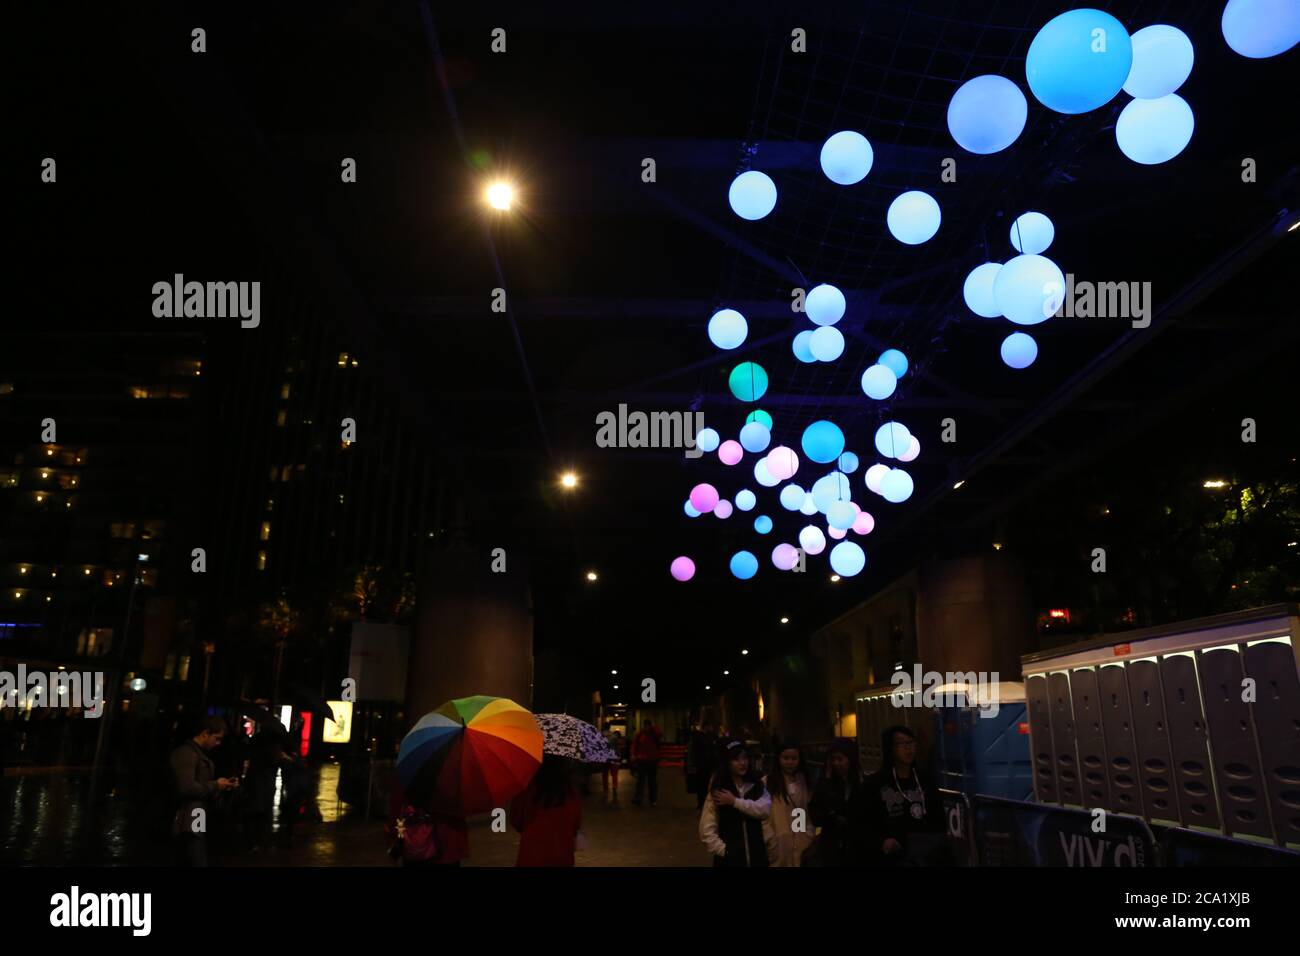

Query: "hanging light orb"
<box><xmin>963</xmin><ymin>262</ymin><xmax>1003</xmax><ymax>318</ymax></box>
<box><xmin>861</xmin><ymin>364</ymin><xmax>898</xmax><ymax>400</ymax></box>
<box><xmin>779</xmin><ymin>484</ymin><xmax>807</xmax><ymax>511</ymax></box>
<box><xmin>802</xmin><ymin>420</ymin><xmax>846</xmax><ymax>464</ymax></box>
<box><xmin>689</xmin><ymin>483</ymin><xmax>719</xmax><ymax>513</ymax></box>
<box><xmin>1123</xmin><ymin>24</ymin><xmax>1194</xmax><ymax>98</ymax></box>
<box><xmin>878</xmin><ymin>349</ymin><xmax>909</xmax><ymax>378</ymax></box>
<box><xmin>946</xmin><ymin>74</ymin><xmax>1028</xmax><ymax>154</ymax></box>
<box><xmin>811</xmin><ymin>471</ymin><xmax>851</xmax><ymax>514</ymax></box>
<box><xmin>771</xmin><ymin>543</ymin><xmax>800</xmax><ymax>571</ymax></box>
<box><xmin>1001</xmin><ymin>331</ymin><xmax>1039</xmax><ymax>369</ymax></box>
<box><xmin>767</xmin><ymin>446</ymin><xmax>800</xmax><ymax>481</ymax></box>
<box><xmin>792</xmin><ymin>330</ymin><xmax>817</xmax><ymax>364</ymax></box>
<box><xmin>695</xmin><ymin>427</ymin><xmax>720</xmax><ymax>453</ymax></box>
<box><xmin>827</xmin><ymin>500</ymin><xmax>858</xmax><ymax>531</ymax></box>
<box><xmin>886</xmin><ymin>190</ymin><xmax>941</xmax><ymax>245</ymax></box>
<box><xmin>1009</xmin><ymin>212</ymin><xmax>1055</xmax><ymax>255</ymax></box>
<box><xmin>718</xmin><ymin>440</ymin><xmax>744</xmax><ymax>466</ymax></box>
<box><xmin>809</xmin><ymin>326</ymin><xmax>845</xmax><ymax>362</ymax></box>
<box><xmin>714</xmin><ymin>499</ymin><xmax>734</xmax><ymax>519</ymax></box>
<box><xmin>728</xmin><ymin>171</ymin><xmax>777</xmax><ymax>220</ymax></box>
<box><xmin>684</xmin><ymin>499</ymin><xmax>701</xmax><ymax>518</ymax></box>
<box><xmin>898</xmin><ymin>436</ymin><xmax>921</xmax><ymax>463</ymax></box>
<box><xmin>874</xmin><ymin>422</ymin><xmax>912</xmax><ymax>459</ymax></box>
<box><xmin>1221</xmin><ymin>0</ymin><xmax>1300</xmax><ymax>59</ymax></box>
<box><xmin>728</xmin><ymin>362</ymin><xmax>769</xmax><ymax>402</ymax></box>
<box><xmin>828</xmin><ymin>525</ymin><xmax>848</xmax><ymax>540</ymax></box>
<box><xmin>806</xmin><ymin>284</ymin><xmax>847</xmax><ymax>327</ymax></box>
<box><xmin>993</xmin><ymin>254</ymin><xmax>1065</xmax><ymax>326</ymax></box>
<box><xmin>830</xmin><ymin>541</ymin><xmax>866</xmax><ymax>577</ymax></box>
<box><xmin>753</xmin><ymin>515</ymin><xmax>773</xmax><ymax>534</ymax></box>
<box><xmin>799</xmin><ymin>494</ymin><xmax>819</xmax><ymax>516</ymax></box>
<box><xmin>1026</xmin><ymin>9</ymin><xmax>1133</xmax><ymax>114</ymax></box>
<box><xmin>865</xmin><ymin>463</ymin><xmax>890</xmax><ymax>494</ymax></box>
<box><xmin>739</xmin><ymin>421</ymin><xmax>772</xmax><ymax>453</ymax></box>
<box><xmin>853</xmin><ymin>511</ymin><xmax>876</xmax><ymax>535</ymax></box>
<box><xmin>799</xmin><ymin>525</ymin><xmax>827</xmax><ymax>555</ymax></box>
<box><xmin>734</xmin><ymin>489</ymin><xmax>757</xmax><ymax>511</ymax></box>
<box><xmin>730</xmin><ymin>550</ymin><xmax>760</xmax><ymax>579</ymax></box>
<box><xmin>881</xmin><ymin>468</ymin><xmax>915</xmax><ymax>503</ymax></box>
<box><xmin>1116</xmin><ymin>94</ymin><xmax>1194</xmax><ymax>165</ymax></box>
<box><xmin>745</xmin><ymin>409</ymin><xmax>773</xmax><ymax>430</ymax></box>
<box><xmin>671</xmin><ymin>556</ymin><xmax>696</xmax><ymax>582</ymax></box>
<box><xmin>819</xmin><ymin>130</ymin><xmax>875</xmax><ymax>185</ymax></box>
<box><xmin>707</xmin><ymin>308</ymin><xmax>748</xmax><ymax>350</ymax></box>
<box><xmin>754</xmin><ymin>457</ymin><xmax>781</xmax><ymax>488</ymax></box>
<box><xmin>838</xmin><ymin>451</ymin><xmax>860</xmax><ymax>474</ymax></box>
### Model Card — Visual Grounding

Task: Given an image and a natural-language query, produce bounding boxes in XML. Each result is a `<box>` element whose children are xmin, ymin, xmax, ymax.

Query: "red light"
<box><xmin>1048</xmin><ymin>608</ymin><xmax>1069</xmax><ymax>621</ymax></box>
<box><xmin>1017</xmin><ymin>722</ymin><xmax>1029</xmax><ymax>735</ymax></box>
<box><xmin>1113</xmin><ymin>643</ymin><xmax>1131</xmax><ymax>656</ymax></box>
<box><xmin>300</xmin><ymin>711</ymin><xmax>312</xmax><ymax>757</ymax></box>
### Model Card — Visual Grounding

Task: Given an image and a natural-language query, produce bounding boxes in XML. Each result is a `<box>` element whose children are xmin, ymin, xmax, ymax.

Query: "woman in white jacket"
<box><xmin>699</xmin><ymin>738</ymin><xmax>772</xmax><ymax>867</ymax></box>
<box><xmin>761</xmin><ymin>741</ymin><xmax>814</xmax><ymax>866</ymax></box>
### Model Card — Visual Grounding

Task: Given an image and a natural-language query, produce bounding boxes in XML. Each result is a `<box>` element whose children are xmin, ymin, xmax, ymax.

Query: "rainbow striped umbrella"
<box><xmin>397</xmin><ymin>696</ymin><xmax>543</xmax><ymax>816</ymax></box>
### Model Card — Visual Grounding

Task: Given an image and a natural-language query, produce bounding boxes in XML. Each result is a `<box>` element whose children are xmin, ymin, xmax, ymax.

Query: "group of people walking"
<box><xmin>698</xmin><ymin>725</ymin><xmax>951</xmax><ymax>867</ymax></box>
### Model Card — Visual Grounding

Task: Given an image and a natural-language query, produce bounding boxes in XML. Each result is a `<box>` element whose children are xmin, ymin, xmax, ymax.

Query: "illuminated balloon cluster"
<box><xmin>860</xmin><ymin>348</ymin><xmax>907</xmax><ymax>401</ymax></box>
<box><xmin>791</xmin><ymin>284</ymin><xmax>847</xmax><ymax>363</ymax></box>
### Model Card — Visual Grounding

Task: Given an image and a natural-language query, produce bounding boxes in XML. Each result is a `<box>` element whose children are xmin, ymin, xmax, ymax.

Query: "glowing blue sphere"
<box><xmin>874</xmin><ymin>422</ymin><xmax>911</xmax><ymax>459</ymax></box>
<box><xmin>861</xmin><ymin>364</ymin><xmax>898</xmax><ymax>400</ymax></box>
<box><xmin>881</xmin><ymin>468</ymin><xmax>914</xmax><ymax>503</ymax></box>
<box><xmin>1124</xmin><ymin>25</ymin><xmax>1194</xmax><ymax>98</ymax></box>
<box><xmin>730</xmin><ymin>550</ymin><xmax>759</xmax><ymax>580</ymax></box>
<box><xmin>707</xmin><ymin>308</ymin><xmax>748</xmax><ymax>350</ymax></box>
<box><xmin>1116</xmin><ymin>94</ymin><xmax>1194</xmax><ymax>165</ymax></box>
<box><xmin>994</xmin><ymin>254</ymin><xmax>1065</xmax><ymax>326</ymax></box>
<box><xmin>684</xmin><ymin>500</ymin><xmax>701</xmax><ymax>518</ymax></box>
<box><xmin>1222</xmin><ymin>0</ymin><xmax>1300</xmax><ymax>58</ymax></box>
<box><xmin>963</xmin><ymin>262</ymin><xmax>1003</xmax><ymax>318</ymax></box>
<box><xmin>886</xmin><ymin>191</ymin><xmax>941</xmax><ymax>245</ymax></box>
<box><xmin>878</xmin><ymin>349</ymin><xmax>909</xmax><ymax>378</ymax></box>
<box><xmin>811</xmin><ymin>472</ymin><xmax>850</xmax><ymax>513</ymax></box>
<box><xmin>728</xmin><ymin>170</ymin><xmax>777</xmax><ymax>220</ymax></box>
<box><xmin>735</xmin><ymin>489</ymin><xmax>757</xmax><ymax>511</ymax></box>
<box><xmin>946</xmin><ymin>74</ymin><xmax>1028</xmax><ymax>154</ymax></box>
<box><xmin>1026</xmin><ymin>9</ymin><xmax>1133</xmax><ymax>114</ymax></box>
<box><xmin>827</xmin><ymin>500</ymin><xmax>857</xmax><ymax>531</ymax></box>
<box><xmin>754</xmin><ymin>457</ymin><xmax>781</xmax><ymax>488</ymax></box>
<box><xmin>838</xmin><ymin>451</ymin><xmax>860</xmax><ymax>474</ymax></box>
<box><xmin>739</xmin><ymin>421</ymin><xmax>772</xmax><ymax>453</ymax></box>
<box><xmin>792</xmin><ymin>330</ymin><xmax>817</xmax><ymax>364</ymax></box>
<box><xmin>820</xmin><ymin>131</ymin><xmax>875</xmax><ymax>185</ymax></box>
<box><xmin>1010</xmin><ymin>212</ymin><xmax>1055</xmax><ymax>255</ymax></box>
<box><xmin>829</xmin><ymin>541</ymin><xmax>866</xmax><ymax>577</ymax></box>
<box><xmin>1001</xmin><ymin>332</ymin><xmax>1039</xmax><ymax>369</ymax></box>
<box><xmin>810</xmin><ymin>327</ymin><xmax>845</xmax><ymax>362</ymax></box>
<box><xmin>806</xmin><ymin>284</ymin><xmax>846</xmax><ymax>327</ymax></box>
<box><xmin>779</xmin><ymin>483</ymin><xmax>807</xmax><ymax>511</ymax></box>
<box><xmin>799</xmin><ymin>494</ymin><xmax>818</xmax><ymax>516</ymax></box>
<box><xmin>801</xmin><ymin>420</ymin><xmax>846</xmax><ymax>464</ymax></box>
<box><xmin>753</xmin><ymin>515</ymin><xmax>773</xmax><ymax>534</ymax></box>
<box><xmin>695</xmin><ymin>427</ymin><xmax>720</xmax><ymax>453</ymax></box>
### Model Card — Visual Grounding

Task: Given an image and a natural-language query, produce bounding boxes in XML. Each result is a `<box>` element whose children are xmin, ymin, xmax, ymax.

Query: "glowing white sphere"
<box><xmin>874</xmin><ymin>422</ymin><xmax>912</xmax><ymax>459</ymax></box>
<box><xmin>853</xmin><ymin>511</ymin><xmax>875</xmax><ymax>535</ymax></box>
<box><xmin>695</xmin><ymin>427</ymin><xmax>720</xmax><ymax>453</ymax></box>
<box><xmin>735</xmin><ymin>489</ymin><xmax>757</xmax><ymax>511</ymax></box>
<box><xmin>994</xmin><ymin>254</ymin><xmax>1065</xmax><ymax>326</ymax></box>
<box><xmin>898</xmin><ymin>436</ymin><xmax>920</xmax><ymax>463</ymax></box>
<box><xmin>771</xmin><ymin>543</ymin><xmax>800</xmax><ymax>571</ymax></box>
<box><xmin>799</xmin><ymin>494</ymin><xmax>818</xmax><ymax>516</ymax></box>
<box><xmin>719</xmin><ymin>440</ymin><xmax>744</xmax><ymax>466</ymax></box>
<box><xmin>792</xmin><ymin>329</ymin><xmax>817</xmax><ymax>363</ymax></box>
<box><xmin>689</xmin><ymin>483</ymin><xmax>718</xmax><ymax>513</ymax></box>
<box><xmin>806</xmin><ymin>284</ymin><xmax>847</xmax><ymax>327</ymax></box>
<box><xmin>861</xmin><ymin>364</ymin><xmax>898</xmax><ymax>400</ymax></box>
<box><xmin>1001</xmin><ymin>331</ymin><xmax>1039</xmax><ymax>369</ymax></box>
<box><xmin>1116</xmin><ymin>94</ymin><xmax>1194</xmax><ymax>165</ymax></box>
<box><xmin>1009</xmin><ymin>212</ymin><xmax>1054</xmax><ymax>255</ymax></box>
<box><xmin>730</xmin><ymin>550</ymin><xmax>759</xmax><ymax>579</ymax></box>
<box><xmin>881</xmin><ymin>468</ymin><xmax>914</xmax><ymax>503</ymax></box>
<box><xmin>963</xmin><ymin>262</ymin><xmax>1003</xmax><ymax>318</ymax></box>
<box><xmin>946</xmin><ymin>74</ymin><xmax>1028</xmax><ymax>154</ymax></box>
<box><xmin>865</xmin><ymin>463</ymin><xmax>890</xmax><ymax>494</ymax></box>
<box><xmin>707</xmin><ymin>308</ymin><xmax>748</xmax><ymax>350</ymax></box>
<box><xmin>810</xmin><ymin>326</ymin><xmax>845</xmax><ymax>362</ymax></box>
<box><xmin>728</xmin><ymin>171</ymin><xmax>777</xmax><ymax>220</ymax></box>
<box><xmin>1222</xmin><ymin>0</ymin><xmax>1300</xmax><ymax>58</ymax></box>
<box><xmin>754</xmin><ymin>457</ymin><xmax>781</xmax><ymax>488</ymax></box>
<box><xmin>878</xmin><ymin>349</ymin><xmax>909</xmax><ymax>378</ymax></box>
<box><xmin>827</xmin><ymin>525</ymin><xmax>848</xmax><ymax>540</ymax></box>
<box><xmin>830</xmin><ymin>541</ymin><xmax>866</xmax><ymax>577</ymax></box>
<box><xmin>671</xmin><ymin>556</ymin><xmax>695</xmax><ymax>582</ymax></box>
<box><xmin>820</xmin><ymin>131</ymin><xmax>874</xmax><ymax>185</ymax></box>
<box><xmin>1124</xmin><ymin>25</ymin><xmax>1194</xmax><ymax>98</ymax></box>
<box><xmin>838</xmin><ymin>451</ymin><xmax>860</xmax><ymax>474</ymax></box>
<box><xmin>886</xmin><ymin>191</ymin><xmax>941</xmax><ymax>245</ymax></box>
<box><xmin>799</xmin><ymin>525</ymin><xmax>827</xmax><ymax>555</ymax></box>
<box><xmin>714</xmin><ymin>499</ymin><xmax>734</xmax><ymax>519</ymax></box>
<box><xmin>779</xmin><ymin>484</ymin><xmax>807</xmax><ymax>511</ymax></box>
<box><xmin>827</xmin><ymin>500</ymin><xmax>858</xmax><ymax>531</ymax></box>
<box><xmin>739</xmin><ymin>421</ymin><xmax>772</xmax><ymax>453</ymax></box>
<box><xmin>753</xmin><ymin>515</ymin><xmax>773</xmax><ymax>534</ymax></box>
<box><xmin>1026</xmin><ymin>9</ymin><xmax>1133</xmax><ymax>114</ymax></box>
<box><xmin>811</xmin><ymin>472</ymin><xmax>850</xmax><ymax>513</ymax></box>
<box><xmin>684</xmin><ymin>500</ymin><xmax>701</xmax><ymax>518</ymax></box>
<box><xmin>767</xmin><ymin>446</ymin><xmax>799</xmax><ymax>481</ymax></box>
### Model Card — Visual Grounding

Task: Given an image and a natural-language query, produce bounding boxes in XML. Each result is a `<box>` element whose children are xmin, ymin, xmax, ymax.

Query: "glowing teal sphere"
<box><xmin>779</xmin><ymin>484</ymin><xmax>807</xmax><ymax>511</ymax></box>
<box><xmin>739</xmin><ymin>421</ymin><xmax>772</xmax><ymax>453</ymax></box>
<box><xmin>745</xmin><ymin>409</ymin><xmax>773</xmax><ymax>430</ymax></box>
<box><xmin>728</xmin><ymin>171</ymin><xmax>776</xmax><ymax>220</ymax></box>
<box><xmin>1123</xmin><ymin>25</ymin><xmax>1194</xmax><ymax>98</ymax></box>
<box><xmin>695</xmin><ymin>427</ymin><xmax>720</xmax><ymax>453</ymax></box>
<box><xmin>730</xmin><ymin>550</ymin><xmax>759</xmax><ymax>579</ymax></box>
<box><xmin>886</xmin><ymin>190</ymin><xmax>941</xmax><ymax>245</ymax></box>
<box><xmin>820</xmin><ymin>131</ymin><xmax>875</xmax><ymax>185</ymax></box>
<box><xmin>993</xmin><ymin>254</ymin><xmax>1065</xmax><ymax>326</ymax></box>
<box><xmin>707</xmin><ymin>308</ymin><xmax>748</xmax><ymax>350</ymax></box>
<box><xmin>1010</xmin><ymin>212</ymin><xmax>1055</xmax><ymax>255</ymax></box>
<box><xmin>801</xmin><ymin>420</ymin><xmax>845</xmax><ymax>464</ymax></box>
<box><xmin>947</xmin><ymin>74</ymin><xmax>1027</xmax><ymax>154</ymax></box>
<box><xmin>1116</xmin><ymin>94</ymin><xmax>1194</xmax><ymax>165</ymax></box>
<box><xmin>735</xmin><ymin>489</ymin><xmax>757</xmax><ymax>511</ymax></box>
<box><xmin>1026</xmin><ymin>9</ymin><xmax>1133</xmax><ymax>114</ymax></box>
<box><xmin>729</xmin><ymin>362</ymin><xmax>769</xmax><ymax>401</ymax></box>
<box><xmin>809</xmin><ymin>327</ymin><xmax>845</xmax><ymax>362</ymax></box>
<box><xmin>1001</xmin><ymin>332</ymin><xmax>1039</xmax><ymax>369</ymax></box>
<box><xmin>878</xmin><ymin>349</ymin><xmax>908</xmax><ymax>378</ymax></box>
<box><xmin>1222</xmin><ymin>0</ymin><xmax>1300</xmax><ymax>58</ymax></box>
<box><xmin>829</xmin><ymin>541</ymin><xmax>866</xmax><ymax>577</ymax></box>
<box><xmin>963</xmin><ymin>262</ymin><xmax>1003</xmax><ymax>318</ymax></box>
<box><xmin>792</xmin><ymin>330</ymin><xmax>817</xmax><ymax>364</ymax></box>
<box><xmin>806</xmin><ymin>284</ymin><xmax>846</xmax><ymax>326</ymax></box>
<box><xmin>753</xmin><ymin>515</ymin><xmax>773</xmax><ymax>534</ymax></box>
<box><xmin>861</xmin><ymin>364</ymin><xmax>897</xmax><ymax>400</ymax></box>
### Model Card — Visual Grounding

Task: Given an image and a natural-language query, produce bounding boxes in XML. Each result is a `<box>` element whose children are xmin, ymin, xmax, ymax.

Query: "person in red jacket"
<box><xmin>510</xmin><ymin>754</ymin><xmax>582</xmax><ymax>867</ymax></box>
<box><xmin>630</xmin><ymin>720</ymin><xmax>662</xmax><ymax>807</ymax></box>
<box><xmin>386</xmin><ymin>771</ymin><xmax>469</xmax><ymax>867</ymax></box>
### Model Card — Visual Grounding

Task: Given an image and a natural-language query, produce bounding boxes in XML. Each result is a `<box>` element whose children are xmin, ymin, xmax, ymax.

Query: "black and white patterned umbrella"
<box><xmin>535</xmin><ymin>713</ymin><xmax>619</xmax><ymax>763</ymax></box>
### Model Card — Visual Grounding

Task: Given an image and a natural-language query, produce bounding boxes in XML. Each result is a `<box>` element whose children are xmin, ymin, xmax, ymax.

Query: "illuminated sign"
<box><xmin>322</xmin><ymin>701</ymin><xmax>352</xmax><ymax>744</ymax></box>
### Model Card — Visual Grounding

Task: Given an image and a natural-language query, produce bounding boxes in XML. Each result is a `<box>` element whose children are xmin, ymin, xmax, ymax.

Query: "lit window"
<box><xmin>140</xmin><ymin>521</ymin><xmax>164</xmax><ymax>540</ymax></box>
<box><xmin>260</xmin><ymin>521</ymin><xmax>271</xmax><ymax>542</ymax></box>
<box><xmin>129</xmin><ymin>386</ymin><xmax>149</xmax><ymax>399</ymax></box>
<box><xmin>280</xmin><ymin>383</ymin><xmax>291</xmax><ymax>400</ymax></box>
<box><xmin>350</xmin><ymin>358</ymin><xmax>358</xmax><ymax>368</ymax></box>
<box><xmin>257</xmin><ymin>551</ymin><xmax>268</xmax><ymax>571</ymax></box>
<box><xmin>0</xmin><ymin>382</ymin><xmax>13</xmax><ymax>395</ymax></box>
<box><xmin>178</xmin><ymin>655</ymin><xmax>191</xmax><ymax>682</ymax></box>
<box><xmin>0</xmin><ymin>472</ymin><xmax>18</xmax><ymax>488</ymax></box>
<box><xmin>266</xmin><ymin>498</ymin><xmax>275</xmax><ymax>511</ymax></box>
<box><xmin>276</xmin><ymin>409</ymin><xmax>287</xmax><ymax>427</ymax></box>
<box><xmin>140</xmin><ymin>568</ymin><xmax>158</xmax><ymax>587</ymax></box>
<box><xmin>58</xmin><ymin>474</ymin><xmax>78</xmax><ymax>489</ymax></box>
<box><xmin>164</xmin><ymin>653</ymin><xmax>176</xmax><ymax>680</ymax></box>
<box><xmin>338</xmin><ymin>352</ymin><xmax>349</xmax><ymax>367</ymax></box>
<box><xmin>281</xmin><ymin>465</ymin><xmax>292</xmax><ymax>482</ymax></box>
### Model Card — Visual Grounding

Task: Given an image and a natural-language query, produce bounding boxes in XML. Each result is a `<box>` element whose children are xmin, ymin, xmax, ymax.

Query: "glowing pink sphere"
<box><xmin>689</xmin><ymin>483</ymin><xmax>719</xmax><ymax>513</ymax></box>
<box><xmin>719</xmin><ymin>440</ymin><xmax>744</xmax><ymax>466</ymax></box>
<box><xmin>898</xmin><ymin>436</ymin><xmax>920</xmax><ymax>463</ymax></box>
<box><xmin>828</xmin><ymin>525</ymin><xmax>848</xmax><ymax>540</ymax></box>
<box><xmin>670</xmin><ymin>556</ymin><xmax>696</xmax><ymax>582</ymax></box>
<box><xmin>771</xmin><ymin>543</ymin><xmax>800</xmax><ymax>570</ymax></box>
<box><xmin>853</xmin><ymin>511</ymin><xmax>876</xmax><ymax>535</ymax></box>
<box><xmin>767</xmin><ymin>446</ymin><xmax>800</xmax><ymax>480</ymax></box>
<box><xmin>714</xmin><ymin>499</ymin><xmax>734</xmax><ymax>519</ymax></box>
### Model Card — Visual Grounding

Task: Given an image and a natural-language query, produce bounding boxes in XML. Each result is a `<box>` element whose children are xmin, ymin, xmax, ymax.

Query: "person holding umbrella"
<box><xmin>510</xmin><ymin>754</ymin><xmax>583</xmax><ymax>867</ymax></box>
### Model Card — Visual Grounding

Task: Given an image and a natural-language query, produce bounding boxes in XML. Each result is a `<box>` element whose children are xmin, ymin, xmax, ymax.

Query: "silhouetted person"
<box><xmin>170</xmin><ymin>716</ymin><xmax>238</xmax><ymax>866</ymax></box>
<box><xmin>631</xmin><ymin>719</ymin><xmax>661</xmax><ymax>806</ymax></box>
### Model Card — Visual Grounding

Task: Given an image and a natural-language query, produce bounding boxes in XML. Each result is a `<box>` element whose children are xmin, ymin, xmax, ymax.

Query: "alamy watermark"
<box><xmin>596</xmin><ymin>404</ymin><xmax>706</xmax><ymax>459</ymax></box>
<box><xmin>1046</xmin><ymin>274</ymin><xmax>1152</xmax><ymax>328</ymax></box>
<box><xmin>0</xmin><ymin>665</ymin><xmax>104</xmax><ymax>717</ymax></box>
<box><xmin>152</xmin><ymin>274</ymin><xmax>260</xmax><ymax>328</ymax></box>
<box><xmin>889</xmin><ymin>666</ymin><xmax>1001</xmax><ymax>717</ymax></box>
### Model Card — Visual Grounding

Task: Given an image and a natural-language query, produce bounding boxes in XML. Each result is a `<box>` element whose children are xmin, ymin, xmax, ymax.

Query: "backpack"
<box><xmin>396</xmin><ymin>807</ymin><xmax>439</xmax><ymax>862</ymax></box>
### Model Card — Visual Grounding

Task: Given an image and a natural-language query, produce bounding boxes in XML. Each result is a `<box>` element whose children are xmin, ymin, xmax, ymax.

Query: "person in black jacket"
<box><xmin>807</xmin><ymin>737</ymin><xmax>869</xmax><ymax>866</ymax></box>
<box><xmin>698</xmin><ymin>738</ymin><xmax>771</xmax><ymax>867</ymax></box>
<box><xmin>863</xmin><ymin>724</ymin><xmax>949</xmax><ymax>865</ymax></box>
<box><xmin>686</xmin><ymin>723</ymin><xmax>718</xmax><ymax>810</ymax></box>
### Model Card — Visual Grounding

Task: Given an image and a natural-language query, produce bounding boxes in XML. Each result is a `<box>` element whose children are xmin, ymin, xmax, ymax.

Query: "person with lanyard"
<box><xmin>864</xmin><ymin>724</ymin><xmax>947</xmax><ymax>865</ymax></box>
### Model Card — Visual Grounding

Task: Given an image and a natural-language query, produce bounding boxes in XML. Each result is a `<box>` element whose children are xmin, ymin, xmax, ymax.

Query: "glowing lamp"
<box><xmin>684</xmin><ymin>500</ymin><xmax>701</xmax><ymax>518</ymax></box>
<box><xmin>802</xmin><ymin>420</ymin><xmax>846</xmax><ymax>464</ymax></box>
<box><xmin>886</xmin><ymin>191</ymin><xmax>941</xmax><ymax>245</ymax></box>
<box><xmin>874</xmin><ymin>422</ymin><xmax>911</xmax><ymax>459</ymax></box>
<box><xmin>718</xmin><ymin>440</ymin><xmax>744</xmax><ymax>466</ymax></box>
<box><xmin>728</xmin><ymin>171</ymin><xmax>777</xmax><ymax>220</ymax></box>
<box><xmin>830</xmin><ymin>541</ymin><xmax>866</xmax><ymax>577</ymax></box>
<box><xmin>689</xmin><ymin>483</ymin><xmax>719</xmax><ymax>513</ymax></box>
<box><xmin>767</xmin><ymin>446</ymin><xmax>799</xmax><ymax>481</ymax></box>
<box><xmin>806</xmin><ymin>284</ymin><xmax>847</xmax><ymax>327</ymax></box>
<box><xmin>799</xmin><ymin>525</ymin><xmax>827</xmax><ymax>555</ymax></box>
<box><xmin>1001</xmin><ymin>331</ymin><xmax>1039</xmax><ymax>369</ymax></box>
<box><xmin>828</xmin><ymin>525</ymin><xmax>848</xmax><ymax>540</ymax></box>
<box><xmin>1010</xmin><ymin>212</ymin><xmax>1055</xmax><ymax>255</ymax></box>
<box><xmin>827</xmin><ymin>500</ymin><xmax>858</xmax><ymax>530</ymax></box>
<box><xmin>853</xmin><ymin>511</ymin><xmax>875</xmax><ymax>535</ymax></box>
<box><xmin>838</xmin><ymin>451</ymin><xmax>860</xmax><ymax>474</ymax></box>
<box><xmin>729</xmin><ymin>362</ymin><xmax>769</xmax><ymax>401</ymax></box>
<box><xmin>735</xmin><ymin>489</ymin><xmax>757</xmax><ymax>511</ymax></box>
<box><xmin>771</xmin><ymin>543</ymin><xmax>800</xmax><ymax>571</ymax></box>
<box><xmin>946</xmin><ymin>74</ymin><xmax>1028</xmax><ymax>154</ymax></box>
<box><xmin>1116</xmin><ymin>94</ymin><xmax>1194</xmax><ymax>165</ymax></box>
<box><xmin>739</xmin><ymin>421</ymin><xmax>772</xmax><ymax>453</ymax></box>
<box><xmin>820</xmin><ymin>131</ymin><xmax>874</xmax><ymax>185</ymax></box>
<box><xmin>730</xmin><ymin>550</ymin><xmax>760</xmax><ymax>579</ymax></box>
<box><xmin>861</xmin><ymin>364</ymin><xmax>898</xmax><ymax>400</ymax></box>
<box><xmin>809</xmin><ymin>326</ymin><xmax>845</xmax><ymax>362</ymax></box>
<box><xmin>963</xmin><ymin>262</ymin><xmax>1003</xmax><ymax>318</ymax></box>
<box><xmin>865</xmin><ymin>463</ymin><xmax>890</xmax><ymax>494</ymax></box>
<box><xmin>792</xmin><ymin>330</ymin><xmax>817</xmax><ymax>364</ymax></box>
<box><xmin>754</xmin><ymin>515</ymin><xmax>773</xmax><ymax>534</ymax></box>
<box><xmin>898</xmin><ymin>436</ymin><xmax>920</xmax><ymax>463</ymax></box>
<box><xmin>754</xmin><ymin>457</ymin><xmax>781</xmax><ymax>487</ymax></box>
<box><xmin>811</xmin><ymin>472</ymin><xmax>850</xmax><ymax>513</ymax></box>
<box><xmin>671</xmin><ymin>557</ymin><xmax>696</xmax><ymax>582</ymax></box>
<box><xmin>779</xmin><ymin>484</ymin><xmax>807</xmax><ymax>511</ymax></box>
<box><xmin>746</xmin><ymin>409</ymin><xmax>773</xmax><ymax>430</ymax></box>
<box><xmin>878</xmin><ymin>349</ymin><xmax>908</xmax><ymax>378</ymax></box>
<box><xmin>708</xmin><ymin>309</ymin><xmax>748</xmax><ymax>350</ymax></box>
<box><xmin>799</xmin><ymin>494</ymin><xmax>818</xmax><ymax>516</ymax></box>
<box><xmin>714</xmin><ymin>500</ymin><xmax>734</xmax><ymax>519</ymax></box>
<box><xmin>994</xmin><ymin>254</ymin><xmax>1065</xmax><ymax>326</ymax></box>
<box><xmin>881</xmin><ymin>468</ymin><xmax>914</xmax><ymax>503</ymax></box>
<box><xmin>1222</xmin><ymin>0</ymin><xmax>1300</xmax><ymax>58</ymax></box>
<box><xmin>1026</xmin><ymin>9</ymin><xmax>1133</xmax><ymax>114</ymax></box>
<box><xmin>1123</xmin><ymin>25</ymin><xmax>1194</xmax><ymax>98</ymax></box>
<box><xmin>695</xmin><ymin>427</ymin><xmax>720</xmax><ymax>453</ymax></box>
